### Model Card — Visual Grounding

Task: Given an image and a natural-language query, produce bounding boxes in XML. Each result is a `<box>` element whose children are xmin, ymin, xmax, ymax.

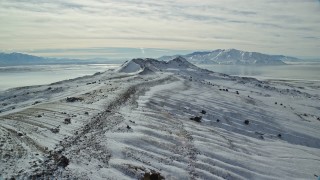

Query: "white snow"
<box><xmin>0</xmin><ymin>58</ymin><xmax>319</xmax><ymax>179</ymax></box>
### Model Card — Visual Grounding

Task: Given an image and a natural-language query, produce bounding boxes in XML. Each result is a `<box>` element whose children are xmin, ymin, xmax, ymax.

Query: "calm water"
<box><xmin>198</xmin><ymin>62</ymin><xmax>320</xmax><ymax>81</ymax></box>
<box><xmin>0</xmin><ymin>64</ymin><xmax>120</xmax><ymax>91</ymax></box>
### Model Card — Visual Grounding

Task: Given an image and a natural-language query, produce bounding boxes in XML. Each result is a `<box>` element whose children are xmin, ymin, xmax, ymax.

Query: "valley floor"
<box><xmin>0</xmin><ymin>64</ymin><xmax>320</xmax><ymax>179</ymax></box>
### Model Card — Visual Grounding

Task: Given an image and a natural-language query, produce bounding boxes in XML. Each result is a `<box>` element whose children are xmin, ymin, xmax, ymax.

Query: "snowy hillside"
<box><xmin>159</xmin><ymin>49</ymin><xmax>300</xmax><ymax>65</ymax></box>
<box><xmin>0</xmin><ymin>57</ymin><xmax>319</xmax><ymax>179</ymax></box>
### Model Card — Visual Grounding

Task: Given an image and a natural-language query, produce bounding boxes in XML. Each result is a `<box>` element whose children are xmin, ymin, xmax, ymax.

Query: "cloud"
<box><xmin>22</xmin><ymin>47</ymin><xmax>193</xmax><ymax>59</ymax></box>
<box><xmin>0</xmin><ymin>0</ymin><xmax>319</xmax><ymax>58</ymax></box>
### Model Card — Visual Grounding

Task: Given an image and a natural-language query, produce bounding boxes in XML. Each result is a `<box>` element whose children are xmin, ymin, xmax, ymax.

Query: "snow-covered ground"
<box><xmin>0</xmin><ymin>57</ymin><xmax>319</xmax><ymax>179</ymax></box>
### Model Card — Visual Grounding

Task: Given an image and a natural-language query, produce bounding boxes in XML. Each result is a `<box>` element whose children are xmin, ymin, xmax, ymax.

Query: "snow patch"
<box><xmin>118</xmin><ymin>60</ymin><xmax>142</xmax><ymax>73</ymax></box>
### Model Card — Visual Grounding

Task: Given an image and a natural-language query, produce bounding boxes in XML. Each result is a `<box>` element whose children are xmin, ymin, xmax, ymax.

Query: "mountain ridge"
<box><xmin>0</xmin><ymin>52</ymin><xmax>117</xmax><ymax>66</ymax></box>
<box><xmin>158</xmin><ymin>49</ymin><xmax>300</xmax><ymax>65</ymax></box>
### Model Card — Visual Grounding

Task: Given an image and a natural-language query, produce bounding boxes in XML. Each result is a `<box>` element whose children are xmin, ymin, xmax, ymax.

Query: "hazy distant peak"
<box><xmin>170</xmin><ymin>56</ymin><xmax>189</xmax><ymax>63</ymax></box>
<box><xmin>159</xmin><ymin>49</ymin><xmax>299</xmax><ymax>65</ymax></box>
<box><xmin>0</xmin><ymin>52</ymin><xmax>120</xmax><ymax>66</ymax></box>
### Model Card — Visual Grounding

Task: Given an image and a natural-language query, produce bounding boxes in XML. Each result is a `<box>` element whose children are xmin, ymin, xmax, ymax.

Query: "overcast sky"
<box><xmin>0</xmin><ymin>0</ymin><xmax>319</xmax><ymax>59</ymax></box>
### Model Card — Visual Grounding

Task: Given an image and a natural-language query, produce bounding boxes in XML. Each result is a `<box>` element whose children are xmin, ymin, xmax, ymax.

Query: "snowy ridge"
<box><xmin>159</xmin><ymin>49</ymin><xmax>300</xmax><ymax>65</ymax></box>
<box><xmin>0</xmin><ymin>58</ymin><xmax>319</xmax><ymax>179</ymax></box>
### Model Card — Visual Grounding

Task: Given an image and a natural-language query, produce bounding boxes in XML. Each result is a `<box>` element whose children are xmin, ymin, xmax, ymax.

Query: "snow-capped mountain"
<box><xmin>159</xmin><ymin>49</ymin><xmax>300</xmax><ymax>65</ymax></box>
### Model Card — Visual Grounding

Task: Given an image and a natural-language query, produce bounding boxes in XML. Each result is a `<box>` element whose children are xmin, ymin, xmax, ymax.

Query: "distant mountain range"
<box><xmin>0</xmin><ymin>53</ymin><xmax>49</xmax><ymax>66</ymax></box>
<box><xmin>0</xmin><ymin>52</ymin><xmax>120</xmax><ymax>66</ymax></box>
<box><xmin>0</xmin><ymin>49</ymin><xmax>301</xmax><ymax>66</ymax></box>
<box><xmin>159</xmin><ymin>49</ymin><xmax>300</xmax><ymax>65</ymax></box>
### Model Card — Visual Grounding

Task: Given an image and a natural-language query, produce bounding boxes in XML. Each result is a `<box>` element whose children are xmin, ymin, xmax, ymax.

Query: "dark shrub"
<box><xmin>244</xmin><ymin>120</ymin><xmax>249</xmax><ymax>125</ymax></box>
<box><xmin>129</xmin><ymin>120</ymin><xmax>135</xmax><ymax>123</ymax></box>
<box><xmin>143</xmin><ymin>171</ymin><xmax>164</xmax><ymax>180</ymax></box>
<box><xmin>190</xmin><ymin>116</ymin><xmax>202</xmax><ymax>122</ymax></box>
<box><xmin>32</xmin><ymin>101</ymin><xmax>41</xmax><ymax>105</ymax></box>
<box><xmin>66</xmin><ymin>97</ymin><xmax>83</xmax><ymax>102</ymax></box>
<box><xmin>64</xmin><ymin>118</ymin><xmax>71</xmax><ymax>124</ymax></box>
<box><xmin>57</xmin><ymin>156</ymin><xmax>69</xmax><ymax>168</ymax></box>
<box><xmin>201</xmin><ymin>110</ymin><xmax>206</xmax><ymax>114</ymax></box>
<box><xmin>51</xmin><ymin>128</ymin><xmax>59</xmax><ymax>134</ymax></box>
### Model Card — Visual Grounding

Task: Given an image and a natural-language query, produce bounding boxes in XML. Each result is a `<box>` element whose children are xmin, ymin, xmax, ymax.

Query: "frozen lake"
<box><xmin>0</xmin><ymin>64</ymin><xmax>120</xmax><ymax>91</ymax></box>
<box><xmin>198</xmin><ymin>62</ymin><xmax>320</xmax><ymax>81</ymax></box>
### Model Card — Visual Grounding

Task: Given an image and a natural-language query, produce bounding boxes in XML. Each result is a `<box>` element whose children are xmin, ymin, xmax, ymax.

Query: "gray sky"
<box><xmin>0</xmin><ymin>0</ymin><xmax>319</xmax><ymax>59</ymax></box>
